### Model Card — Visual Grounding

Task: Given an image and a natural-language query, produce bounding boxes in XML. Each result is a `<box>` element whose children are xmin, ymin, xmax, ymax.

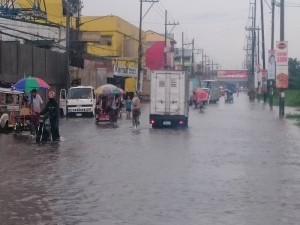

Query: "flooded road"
<box><xmin>1</xmin><ymin>93</ymin><xmax>300</xmax><ymax>225</ymax></box>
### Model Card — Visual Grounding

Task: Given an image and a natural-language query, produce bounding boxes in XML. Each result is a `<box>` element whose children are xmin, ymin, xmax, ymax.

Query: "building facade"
<box><xmin>174</xmin><ymin>48</ymin><xmax>193</xmax><ymax>77</ymax></box>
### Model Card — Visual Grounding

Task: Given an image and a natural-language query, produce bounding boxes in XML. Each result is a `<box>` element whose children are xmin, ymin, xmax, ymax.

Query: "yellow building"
<box><xmin>80</xmin><ymin>16</ymin><xmax>141</xmax><ymax>70</ymax></box>
<box><xmin>16</xmin><ymin>0</ymin><xmax>142</xmax><ymax>70</ymax></box>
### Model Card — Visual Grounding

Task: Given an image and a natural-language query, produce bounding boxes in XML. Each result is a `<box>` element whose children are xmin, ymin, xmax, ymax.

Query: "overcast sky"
<box><xmin>81</xmin><ymin>0</ymin><xmax>300</xmax><ymax>70</ymax></box>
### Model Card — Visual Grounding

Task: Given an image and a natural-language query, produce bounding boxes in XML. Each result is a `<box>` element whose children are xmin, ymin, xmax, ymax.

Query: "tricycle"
<box><xmin>225</xmin><ymin>91</ymin><xmax>234</xmax><ymax>103</ymax></box>
<box><xmin>95</xmin><ymin>94</ymin><xmax>122</xmax><ymax>126</ymax></box>
<box><xmin>0</xmin><ymin>86</ymin><xmax>23</xmax><ymax>132</ymax></box>
<box><xmin>14</xmin><ymin>107</ymin><xmax>39</xmax><ymax>135</ymax></box>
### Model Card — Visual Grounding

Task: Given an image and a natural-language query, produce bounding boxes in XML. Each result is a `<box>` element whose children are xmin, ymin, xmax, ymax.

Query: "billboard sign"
<box><xmin>217</xmin><ymin>70</ymin><xmax>248</xmax><ymax>79</ymax></box>
<box><xmin>276</xmin><ymin>41</ymin><xmax>288</xmax><ymax>89</ymax></box>
<box><xmin>261</xmin><ymin>69</ymin><xmax>268</xmax><ymax>92</ymax></box>
<box><xmin>79</xmin><ymin>31</ymin><xmax>101</xmax><ymax>42</ymax></box>
<box><xmin>268</xmin><ymin>50</ymin><xmax>276</xmax><ymax>80</ymax></box>
<box><xmin>255</xmin><ymin>64</ymin><xmax>261</xmax><ymax>88</ymax></box>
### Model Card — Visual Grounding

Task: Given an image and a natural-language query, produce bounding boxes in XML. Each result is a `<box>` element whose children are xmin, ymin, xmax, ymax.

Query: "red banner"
<box><xmin>217</xmin><ymin>70</ymin><xmax>248</xmax><ymax>79</ymax></box>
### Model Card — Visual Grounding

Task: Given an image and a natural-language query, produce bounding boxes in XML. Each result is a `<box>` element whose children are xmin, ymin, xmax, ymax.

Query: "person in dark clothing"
<box><xmin>40</xmin><ymin>91</ymin><xmax>60</xmax><ymax>141</ymax></box>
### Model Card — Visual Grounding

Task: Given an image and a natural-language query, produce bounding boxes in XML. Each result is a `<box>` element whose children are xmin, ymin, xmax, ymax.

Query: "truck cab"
<box><xmin>60</xmin><ymin>86</ymin><xmax>96</xmax><ymax>117</ymax></box>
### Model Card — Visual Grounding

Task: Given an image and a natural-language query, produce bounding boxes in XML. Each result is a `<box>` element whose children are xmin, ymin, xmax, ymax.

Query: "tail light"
<box><xmin>150</xmin><ymin>120</ymin><xmax>155</xmax><ymax>124</ymax></box>
<box><xmin>179</xmin><ymin>120</ymin><xmax>184</xmax><ymax>125</ymax></box>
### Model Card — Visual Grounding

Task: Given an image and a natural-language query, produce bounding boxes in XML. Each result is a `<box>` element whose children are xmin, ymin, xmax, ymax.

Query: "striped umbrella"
<box><xmin>95</xmin><ymin>84</ymin><xmax>124</xmax><ymax>95</ymax></box>
<box><xmin>12</xmin><ymin>76</ymin><xmax>50</xmax><ymax>92</ymax></box>
<box><xmin>194</xmin><ymin>87</ymin><xmax>208</xmax><ymax>101</ymax></box>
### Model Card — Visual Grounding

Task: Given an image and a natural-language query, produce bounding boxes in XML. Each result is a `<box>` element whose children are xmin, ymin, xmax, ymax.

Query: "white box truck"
<box><xmin>149</xmin><ymin>70</ymin><xmax>189</xmax><ymax>128</ymax></box>
<box><xmin>59</xmin><ymin>86</ymin><xmax>96</xmax><ymax>117</ymax></box>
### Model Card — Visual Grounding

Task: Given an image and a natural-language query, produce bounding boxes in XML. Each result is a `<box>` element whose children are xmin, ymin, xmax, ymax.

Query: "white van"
<box><xmin>60</xmin><ymin>86</ymin><xmax>96</xmax><ymax>117</ymax></box>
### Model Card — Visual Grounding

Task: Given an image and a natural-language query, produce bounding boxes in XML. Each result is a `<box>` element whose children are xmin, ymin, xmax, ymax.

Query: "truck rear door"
<box><xmin>154</xmin><ymin>73</ymin><xmax>180</xmax><ymax>114</ymax></box>
<box><xmin>154</xmin><ymin>73</ymin><xmax>167</xmax><ymax>113</ymax></box>
<box><xmin>169</xmin><ymin>75</ymin><xmax>181</xmax><ymax>114</ymax></box>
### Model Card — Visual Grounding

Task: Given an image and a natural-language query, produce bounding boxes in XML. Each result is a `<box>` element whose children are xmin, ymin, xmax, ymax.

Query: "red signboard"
<box><xmin>217</xmin><ymin>70</ymin><xmax>248</xmax><ymax>79</ymax></box>
<box><xmin>261</xmin><ymin>69</ymin><xmax>268</xmax><ymax>92</ymax></box>
<box><xmin>145</xmin><ymin>41</ymin><xmax>164</xmax><ymax>70</ymax></box>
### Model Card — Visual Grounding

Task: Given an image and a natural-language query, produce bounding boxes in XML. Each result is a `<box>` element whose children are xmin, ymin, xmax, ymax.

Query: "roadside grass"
<box><xmin>268</xmin><ymin>90</ymin><xmax>300</xmax><ymax>125</ymax></box>
<box><xmin>286</xmin><ymin>113</ymin><xmax>300</xmax><ymax>126</ymax></box>
<box><xmin>271</xmin><ymin>90</ymin><xmax>300</xmax><ymax>107</ymax></box>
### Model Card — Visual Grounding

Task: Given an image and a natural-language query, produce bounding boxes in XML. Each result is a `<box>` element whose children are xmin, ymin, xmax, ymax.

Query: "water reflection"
<box><xmin>1</xmin><ymin>95</ymin><xmax>300</xmax><ymax>225</ymax></box>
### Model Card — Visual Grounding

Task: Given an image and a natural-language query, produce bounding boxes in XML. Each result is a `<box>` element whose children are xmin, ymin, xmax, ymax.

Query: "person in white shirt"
<box><xmin>131</xmin><ymin>92</ymin><xmax>141</xmax><ymax>126</ymax></box>
<box><xmin>30</xmin><ymin>89</ymin><xmax>43</xmax><ymax>114</ymax></box>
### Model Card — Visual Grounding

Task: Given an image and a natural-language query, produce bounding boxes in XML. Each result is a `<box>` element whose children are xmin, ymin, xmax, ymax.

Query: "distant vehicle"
<box><xmin>238</xmin><ymin>86</ymin><xmax>244</xmax><ymax>92</ymax></box>
<box><xmin>200</xmin><ymin>80</ymin><xmax>220</xmax><ymax>103</ymax></box>
<box><xmin>0</xmin><ymin>87</ymin><xmax>23</xmax><ymax>132</ymax></box>
<box><xmin>201</xmin><ymin>87</ymin><xmax>210</xmax><ymax>104</ymax></box>
<box><xmin>226</xmin><ymin>83</ymin><xmax>236</xmax><ymax>93</ymax></box>
<box><xmin>59</xmin><ymin>86</ymin><xmax>96</xmax><ymax>117</ymax></box>
<box><xmin>149</xmin><ymin>70</ymin><xmax>189</xmax><ymax>128</ymax></box>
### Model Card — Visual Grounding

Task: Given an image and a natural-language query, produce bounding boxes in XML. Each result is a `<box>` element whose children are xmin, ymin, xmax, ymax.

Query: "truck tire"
<box><xmin>152</xmin><ymin>124</ymin><xmax>159</xmax><ymax>129</ymax></box>
<box><xmin>184</xmin><ymin>118</ymin><xmax>188</xmax><ymax>127</ymax></box>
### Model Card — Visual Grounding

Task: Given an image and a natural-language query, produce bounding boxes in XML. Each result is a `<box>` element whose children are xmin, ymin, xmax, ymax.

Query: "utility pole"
<box><xmin>181</xmin><ymin>32</ymin><xmax>184</xmax><ymax>71</ymax></box>
<box><xmin>271</xmin><ymin>0</ymin><xmax>275</xmax><ymax>49</ymax></box>
<box><xmin>201</xmin><ymin>50</ymin><xmax>204</xmax><ymax>78</ymax></box>
<box><xmin>191</xmin><ymin>39</ymin><xmax>194</xmax><ymax>77</ymax></box>
<box><xmin>279</xmin><ymin>0</ymin><xmax>285</xmax><ymax>117</ymax></box>
<box><xmin>164</xmin><ymin>10</ymin><xmax>178</xmax><ymax>70</ymax></box>
<box><xmin>269</xmin><ymin>0</ymin><xmax>276</xmax><ymax>109</ymax></box>
<box><xmin>260</xmin><ymin>0</ymin><xmax>267</xmax><ymax>103</ymax></box>
<box><xmin>137</xmin><ymin>0</ymin><xmax>158</xmax><ymax>93</ymax></box>
<box><xmin>193</xmin><ymin>48</ymin><xmax>203</xmax><ymax>82</ymax></box>
<box><xmin>260</xmin><ymin>0</ymin><xmax>266</xmax><ymax>69</ymax></box>
<box><xmin>257</xmin><ymin>28</ymin><xmax>261</xmax><ymax>101</ymax></box>
<box><xmin>164</xmin><ymin>10</ymin><xmax>167</xmax><ymax>70</ymax></box>
<box><xmin>75</xmin><ymin>0</ymin><xmax>81</xmax><ymax>67</ymax></box>
<box><xmin>211</xmin><ymin>60</ymin><xmax>214</xmax><ymax>79</ymax></box>
<box><xmin>251</xmin><ymin>1</ymin><xmax>257</xmax><ymax>91</ymax></box>
<box><xmin>257</xmin><ymin>29</ymin><xmax>260</xmax><ymax>66</ymax></box>
<box><xmin>65</xmin><ymin>0</ymin><xmax>71</xmax><ymax>89</ymax></box>
<box><xmin>203</xmin><ymin>54</ymin><xmax>209</xmax><ymax>79</ymax></box>
<box><xmin>211</xmin><ymin>61</ymin><xmax>219</xmax><ymax>80</ymax></box>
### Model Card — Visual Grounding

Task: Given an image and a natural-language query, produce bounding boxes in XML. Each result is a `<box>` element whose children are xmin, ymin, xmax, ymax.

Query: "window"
<box><xmin>171</xmin><ymin>80</ymin><xmax>177</xmax><ymax>87</ymax></box>
<box><xmin>100</xmin><ymin>36</ymin><xmax>112</xmax><ymax>46</ymax></box>
<box><xmin>68</xmin><ymin>88</ymin><xmax>92</xmax><ymax>99</ymax></box>
<box><xmin>159</xmin><ymin>81</ymin><xmax>165</xmax><ymax>87</ymax></box>
<box><xmin>6</xmin><ymin>94</ymin><xmax>13</xmax><ymax>104</ymax></box>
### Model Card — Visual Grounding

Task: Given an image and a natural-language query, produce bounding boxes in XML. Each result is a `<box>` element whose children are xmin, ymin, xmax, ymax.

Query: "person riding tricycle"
<box><xmin>95</xmin><ymin>94</ymin><xmax>122</xmax><ymax>126</ymax></box>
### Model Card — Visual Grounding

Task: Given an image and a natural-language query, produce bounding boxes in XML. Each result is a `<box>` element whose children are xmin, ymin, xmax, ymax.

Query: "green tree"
<box><xmin>288</xmin><ymin>58</ymin><xmax>300</xmax><ymax>90</ymax></box>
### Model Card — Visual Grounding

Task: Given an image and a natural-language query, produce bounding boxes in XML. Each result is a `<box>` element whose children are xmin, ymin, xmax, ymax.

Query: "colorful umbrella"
<box><xmin>12</xmin><ymin>76</ymin><xmax>50</xmax><ymax>92</ymax></box>
<box><xmin>194</xmin><ymin>87</ymin><xmax>208</xmax><ymax>101</ymax></box>
<box><xmin>95</xmin><ymin>84</ymin><xmax>124</xmax><ymax>95</ymax></box>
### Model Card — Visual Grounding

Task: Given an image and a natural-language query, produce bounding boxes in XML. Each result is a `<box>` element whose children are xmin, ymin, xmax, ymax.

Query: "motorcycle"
<box><xmin>35</xmin><ymin>113</ymin><xmax>52</xmax><ymax>143</ymax></box>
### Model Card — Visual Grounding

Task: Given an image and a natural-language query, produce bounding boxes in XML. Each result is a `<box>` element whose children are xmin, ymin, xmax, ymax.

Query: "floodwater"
<box><xmin>1</xmin><ymin>93</ymin><xmax>300</xmax><ymax>225</ymax></box>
